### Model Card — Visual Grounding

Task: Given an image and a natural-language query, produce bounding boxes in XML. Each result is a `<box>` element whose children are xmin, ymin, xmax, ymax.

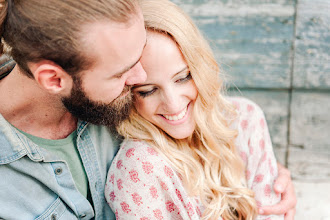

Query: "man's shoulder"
<box><xmin>0</xmin><ymin>113</ymin><xmax>28</xmax><ymax>164</ymax></box>
<box><xmin>84</xmin><ymin>122</ymin><xmax>122</xmax><ymax>146</ymax></box>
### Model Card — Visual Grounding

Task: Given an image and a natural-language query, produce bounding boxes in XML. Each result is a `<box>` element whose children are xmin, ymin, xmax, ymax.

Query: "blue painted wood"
<box><xmin>290</xmin><ymin>91</ymin><xmax>330</xmax><ymax>151</ymax></box>
<box><xmin>173</xmin><ymin>0</ymin><xmax>295</xmax><ymax>88</ymax></box>
<box><xmin>293</xmin><ymin>0</ymin><xmax>330</xmax><ymax>89</ymax></box>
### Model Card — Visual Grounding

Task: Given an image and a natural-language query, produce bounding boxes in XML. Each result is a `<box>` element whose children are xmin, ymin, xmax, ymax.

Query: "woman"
<box><xmin>105</xmin><ymin>0</ymin><xmax>284</xmax><ymax>219</ymax></box>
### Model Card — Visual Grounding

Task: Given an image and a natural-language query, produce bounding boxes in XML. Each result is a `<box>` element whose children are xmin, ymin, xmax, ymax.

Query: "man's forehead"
<box><xmin>79</xmin><ymin>12</ymin><xmax>146</xmax><ymax>76</ymax></box>
<box><xmin>111</xmin><ymin>38</ymin><xmax>147</xmax><ymax>78</ymax></box>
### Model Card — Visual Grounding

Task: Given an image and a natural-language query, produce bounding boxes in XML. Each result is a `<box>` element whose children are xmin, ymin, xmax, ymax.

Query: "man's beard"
<box><xmin>62</xmin><ymin>75</ymin><xmax>132</xmax><ymax>128</ymax></box>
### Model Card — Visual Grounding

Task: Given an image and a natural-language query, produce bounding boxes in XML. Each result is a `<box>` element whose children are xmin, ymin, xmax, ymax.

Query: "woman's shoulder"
<box><xmin>108</xmin><ymin>139</ymin><xmax>174</xmax><ymax>180</ymax></box>
<box><xmin>226</xmin><ymin>96</ymin><xmax>271</xmax><ymax>156</ymax></box>
<box><xmin>114</xmin><ymin>139</ymin><xmax>161</xmax><ymax>162</ymax></box>
<box><xmin>226</xmin><ymin>96</ymin><xmax>267</xmax><ymax>134</ymax></box>
<box><xmin>226</xmin><ymin>96</ymin><xmax>265</xmax><ymax>118</ymax></box>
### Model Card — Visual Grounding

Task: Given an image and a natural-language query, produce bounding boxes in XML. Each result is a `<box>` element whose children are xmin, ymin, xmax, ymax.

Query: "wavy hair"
<box><xmin>117</xmin><ymin>0</ymin><xmax>258</xmax><ymax>219</ymax></box>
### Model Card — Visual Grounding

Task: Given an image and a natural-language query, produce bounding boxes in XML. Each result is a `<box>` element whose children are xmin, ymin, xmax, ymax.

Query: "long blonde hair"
<box><xmin>117</xmin><ymin>0</ymin><xmax>258</xmax><ymax>219</ymax></box>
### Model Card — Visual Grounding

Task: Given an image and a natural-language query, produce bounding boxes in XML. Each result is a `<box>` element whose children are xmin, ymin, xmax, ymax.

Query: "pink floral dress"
<box><xmin>105</xmin><ymin>97</ymin><xmax>283</xmax><ymax>220</ymax></box>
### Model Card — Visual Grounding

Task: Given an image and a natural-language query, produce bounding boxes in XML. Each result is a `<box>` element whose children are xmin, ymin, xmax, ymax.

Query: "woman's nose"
<box><xmin>161</xmin><ymin>89</ymin><xmax>182</xmax><ymax>113</ymax></box>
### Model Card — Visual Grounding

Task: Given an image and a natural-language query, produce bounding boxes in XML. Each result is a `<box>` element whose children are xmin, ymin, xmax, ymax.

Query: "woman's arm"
<box><xmin>233</xmin><ymin>97</ymin><xmax>284</xmax><ymax>220</ymax></box>
<box><xmin>260</xmin><ymin>162</ymin><xmax>297</xmax><ymax>220</ymax></box>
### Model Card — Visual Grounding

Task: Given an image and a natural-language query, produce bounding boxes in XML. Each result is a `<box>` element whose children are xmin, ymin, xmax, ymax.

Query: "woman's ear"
<box><xmin>28</xmin><ymin>61</ymin><xmax>73</xmax><ymax>95</ymax></box>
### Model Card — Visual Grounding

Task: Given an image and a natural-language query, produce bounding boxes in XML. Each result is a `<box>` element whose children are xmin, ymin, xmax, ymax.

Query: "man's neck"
<box><xmin>0</xmin><ymin>67</ymin><xmax>78</xmax><ymax>139</ymax></box>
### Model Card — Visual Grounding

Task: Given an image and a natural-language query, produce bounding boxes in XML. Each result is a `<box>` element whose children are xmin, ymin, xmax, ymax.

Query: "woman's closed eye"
<box><xmin>135</xmin><ymin>87</ymin><xmax>157</xmax><ymax>98</ymax></box>
<box><xmin>175</xmin><ymin>72</ymin><xmax>192</xmax><ymax>83</ymax></box>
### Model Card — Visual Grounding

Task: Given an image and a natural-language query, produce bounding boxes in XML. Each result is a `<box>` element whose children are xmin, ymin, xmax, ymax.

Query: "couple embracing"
<box><xmin>0</xmin><ymin>0</ymin><xmax>295</xmax><ymax>219</ymax></box>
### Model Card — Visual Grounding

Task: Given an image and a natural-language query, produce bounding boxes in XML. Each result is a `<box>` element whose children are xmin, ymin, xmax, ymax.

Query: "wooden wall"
<box><xmin>172</xmin><ymin>0</ymin><xmax>330</xmax><ymax>181</ymax></box>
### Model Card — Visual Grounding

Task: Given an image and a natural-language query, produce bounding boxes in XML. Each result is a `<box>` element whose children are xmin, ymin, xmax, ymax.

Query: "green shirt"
<box><xmin>18</xmin><ymin>129</ymin><xmax>89</xmax><ymax>198</ymax></box>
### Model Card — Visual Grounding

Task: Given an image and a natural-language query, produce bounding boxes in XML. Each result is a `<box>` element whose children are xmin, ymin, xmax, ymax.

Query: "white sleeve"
<box><xmin>232</xmin><ymin>97</ymin><xmax>284</xmax><ymax>220</ymax></box>
<box><xmin>105</xmin><ymin>140</ymin><xmax>202</xmax><ymax>220</ymax></box>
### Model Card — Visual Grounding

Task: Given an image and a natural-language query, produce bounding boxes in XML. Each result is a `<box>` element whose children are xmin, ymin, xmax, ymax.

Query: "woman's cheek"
<box><xmin>134</xmin><ymin>98</ymin><xmax>148</xmax><ymax>116</ymax></box>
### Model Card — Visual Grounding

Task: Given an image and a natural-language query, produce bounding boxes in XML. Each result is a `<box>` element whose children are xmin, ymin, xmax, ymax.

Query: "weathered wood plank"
<box><xmin>173</xmin><ymin>0</ymin><xmax>295</xmax><ymax>88</ymax></box>
<box><xmin>288</xmin><ymin>147</ymin><xmax>330</xmax><ymax>180</ymax></box>
<box><xmin>293</xmin><ymin>0</ymin><xmax>330</xmax><ymax>89</ymax></box>
<box><xmin>289</xmin><ymin>92</ymin><xmax>330</xmax><ymax>180</ymax></box>
<box><xmin>290</xmin><ymin>91</ymin><xmax>330</xmax><ymax>151</ymax></box>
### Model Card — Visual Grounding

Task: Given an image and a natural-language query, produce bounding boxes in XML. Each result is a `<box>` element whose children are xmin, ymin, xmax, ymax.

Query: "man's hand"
<box><xmin>259</xmin><ymin>162</ymin><xmax>297</xmax><ymax>220</ymax></box>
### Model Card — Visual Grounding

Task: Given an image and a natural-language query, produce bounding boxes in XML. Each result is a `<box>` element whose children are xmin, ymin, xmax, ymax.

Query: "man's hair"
<box><xmin>0</xmin><ymin>0</ymin><xmax>138</xmax><ymax>77</ymax></box>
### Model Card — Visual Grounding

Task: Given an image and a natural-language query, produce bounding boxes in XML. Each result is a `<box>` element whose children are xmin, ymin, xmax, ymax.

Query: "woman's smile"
<box><xmin>134</xmin><ymin>31</ymin><xmax>198</xmax><ymax>139</ymax></box>
<box><xmin>160</xmin><ymin>102</ymin><xmax>191</xmax><ymax>124</ymax></box>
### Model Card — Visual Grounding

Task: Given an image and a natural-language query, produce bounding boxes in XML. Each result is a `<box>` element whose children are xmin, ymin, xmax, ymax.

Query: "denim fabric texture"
<box><xmin>0</xmin><ymin>113</ymin><xmax>119</xmax><ymax>220</ymax></box>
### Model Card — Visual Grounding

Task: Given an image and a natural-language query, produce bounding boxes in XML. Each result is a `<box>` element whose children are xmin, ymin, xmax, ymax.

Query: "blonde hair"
<box><xmin>117</xmin><ymin>0</ymin><xmax>258</xmax><ymax>219</ymax></box>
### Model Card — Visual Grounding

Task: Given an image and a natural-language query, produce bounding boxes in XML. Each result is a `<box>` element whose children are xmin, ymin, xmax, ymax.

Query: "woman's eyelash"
<box><xmin>137</xmin><ymin>88</ymin><xmax>157</xmax><ymax>98</ymax></box>
<box><xmin>135</xmin><ymin>73</ymin><xmax>192</xmax><ymax>98</ymax></box>
<box><xmin>176</xmin><ymin>72</ymin><xmax>192</xmax><ymax>83</ymax></box>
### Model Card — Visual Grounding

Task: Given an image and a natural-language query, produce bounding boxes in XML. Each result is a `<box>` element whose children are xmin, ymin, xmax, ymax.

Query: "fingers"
<box><xmin>260</xmin><ymin>180</ymin><xmax>297</xmax><ymax>215</ymax></box>
<box><xmin>259</xmin><ymin>163</ymin><xmax>297</xmax><ymax>216</ymax></box>
<box><xmin>259</xmin><ymin>200</ymin><xmax>290</xmax><ymax>215</ymax></box>
<box><xmin>274</xmin><ymin>162</ymin><xmax>291</xmax><ymax>194</ymax></box>
<box><xmin>284</xmin><ymin>208</ymin><xmax>296</xmax><ymax>220</ymax></box>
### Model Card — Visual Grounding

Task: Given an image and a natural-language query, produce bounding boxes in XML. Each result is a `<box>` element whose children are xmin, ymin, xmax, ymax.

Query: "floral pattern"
<box><xmin>105</xmin><ymin>97</ymin><xmax>283</xmax><ymax>219</ymax></box>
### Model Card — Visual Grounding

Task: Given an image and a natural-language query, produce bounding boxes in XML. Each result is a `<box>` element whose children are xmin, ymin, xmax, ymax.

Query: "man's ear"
<box><xmin>28</xmin><ymin>61</ymin><xmax>73</xmax><ymax>95</ymax></box>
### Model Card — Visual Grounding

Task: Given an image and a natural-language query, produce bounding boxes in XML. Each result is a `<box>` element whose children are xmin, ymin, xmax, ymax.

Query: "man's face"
<box><xmin>62</xmin><ymin>10</ymin><xmax>147</xmax><ymax>127</ymax></box>
<box><xmin>62</xmin><ymin>75</ymin><xmax>132</xmax><ymax>128</ymax></box>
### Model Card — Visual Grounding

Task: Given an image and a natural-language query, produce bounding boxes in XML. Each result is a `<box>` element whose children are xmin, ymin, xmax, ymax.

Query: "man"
<box><xmin>0</xmin><ymin>0</ymin><xmax>146</xmax><ymax>219</ymax></box>
<box><xmin>0</xmin><ymin>0</ymin><xmax>295</xmax><ymax>219</ymax></box>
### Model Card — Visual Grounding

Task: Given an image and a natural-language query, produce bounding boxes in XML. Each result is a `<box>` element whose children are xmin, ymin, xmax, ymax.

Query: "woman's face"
<box><xmin>133</xmin><ymin>31</ymin><xmax>198</xmax><ymax>139</ymax></box>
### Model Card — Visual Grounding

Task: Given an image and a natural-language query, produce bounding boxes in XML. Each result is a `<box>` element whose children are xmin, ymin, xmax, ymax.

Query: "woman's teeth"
<box><xmin>163</xmin><ymin>106</ymin><xmax>187</xmax><ymax>121</ymax></box>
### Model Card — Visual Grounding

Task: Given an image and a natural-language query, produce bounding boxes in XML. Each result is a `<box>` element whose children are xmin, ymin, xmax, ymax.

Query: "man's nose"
<box><xmin>125</xmin><ymin>62</ymin><xmax>147</xmax><ymax>85</ymax></box>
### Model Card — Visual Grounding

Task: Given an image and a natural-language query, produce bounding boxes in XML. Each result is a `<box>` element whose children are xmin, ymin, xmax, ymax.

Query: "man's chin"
<box><xmin>62</xmin><ymin>76</ymin><xmax>132</xmax><ymax>127</ymax></box>
<box><xmin>64</xmin><ymin>101</ymin><xmax>131</xmax><ymax>127</ymax></box>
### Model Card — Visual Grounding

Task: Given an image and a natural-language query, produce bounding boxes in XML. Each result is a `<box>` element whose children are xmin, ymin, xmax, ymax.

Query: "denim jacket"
<box><xmin>0</xmin><ymin>114</ymin><xmax>119</xmax><ymax>220</ymax></box>
<box><xmin>0</xmin><ymin>57</ymin><xmax>119</xmax><ymax>219</ymax></box>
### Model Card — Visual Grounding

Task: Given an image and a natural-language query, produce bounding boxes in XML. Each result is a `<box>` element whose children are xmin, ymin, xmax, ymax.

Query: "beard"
<box><xmin>62</xmin><ymin>75</ymin><xmax>132</xmax><ymax>128</ymax></box>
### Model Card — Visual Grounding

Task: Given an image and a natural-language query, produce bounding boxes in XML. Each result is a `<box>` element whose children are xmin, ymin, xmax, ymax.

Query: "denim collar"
<box><xmin>0</xmin><ymin>114</ymin><xmax>88</xmax><ymax>164</ymax></box>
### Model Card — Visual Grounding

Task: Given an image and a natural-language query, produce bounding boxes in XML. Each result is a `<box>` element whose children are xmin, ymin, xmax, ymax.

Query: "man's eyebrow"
<box><xmin>112</xmin><ymin>39</ymin><xmax>148</xmax><ymax>78</ymax></box>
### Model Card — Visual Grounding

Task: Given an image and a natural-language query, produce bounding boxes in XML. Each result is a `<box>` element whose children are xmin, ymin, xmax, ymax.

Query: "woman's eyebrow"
<box><xmin>172</xmin><ymin>66</ymin><xmax>189</xmax><ymax>78</ymax></box>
